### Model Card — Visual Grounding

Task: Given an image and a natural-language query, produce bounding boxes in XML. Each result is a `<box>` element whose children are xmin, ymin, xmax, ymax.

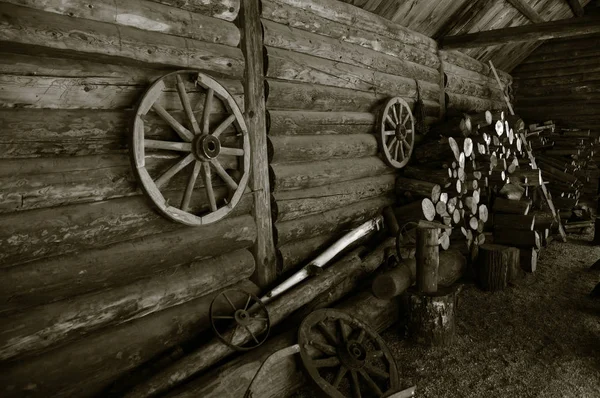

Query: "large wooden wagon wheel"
<box><xmin>298</xmin><ymin>309</ymin><xmax>399</xmax><ymax>398</ymax></box>
<box><xmin>378</xmin><ymin>97</ymin><xmax>415</xmax><ymax>169</ymax></box>
<box><xmin>131</xmin><ymin>70</ymin><xmax>250</xmax><ymax>226</ymax></box>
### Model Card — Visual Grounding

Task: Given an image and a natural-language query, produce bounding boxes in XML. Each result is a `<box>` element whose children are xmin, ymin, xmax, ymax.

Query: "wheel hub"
<box><xmin>395</xmin><ymin>123</ymin><xmax>406</xmax><ymax>140</ymax></box>
<box><xmin>234</xmin><ymin>309</ymin><xmax>252</xmax><ymax>326</ymax></box>
<box><xmin>193</xmin><ymin>134</ymin><xmax>221</xmax><ymax>160</ymax></box>
<box><xmin>339</xmin><ymin>340</ymin><xmax>367</xmax><ymax>370</ymax></box>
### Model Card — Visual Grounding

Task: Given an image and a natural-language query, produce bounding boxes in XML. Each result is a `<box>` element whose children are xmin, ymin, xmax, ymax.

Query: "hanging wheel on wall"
<box><xmin>131</xmin><ymin>70</ymin><xmax>250</xmax><ymax>226</ymax></box>
<box><xmin>209</xmin><ymin>289</ymin><xmax>271</xmax><ymax>351</ymax></box>
<box><xmin>378</xmin><ymin>97</ymin><xmax>415</xmax><ymax>169</ymax></box>
<box><xmin>298</xmin><ymin>309</ymin><xmax>399</xmax><ymax>398</ymax></box>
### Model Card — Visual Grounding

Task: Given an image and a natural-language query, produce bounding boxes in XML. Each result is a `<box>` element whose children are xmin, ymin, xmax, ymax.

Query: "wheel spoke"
<box><xmin>393</xmin><ymin>140</ymin><xmax>399</xmax><ymax>160</ymax></box>
<box><xmin>310</xmin><ymin>341</ymin><xmax>337</xmax><ymax>356</ymax></box>
<box><xmin>229</xmin><ymin>325</ymin><xmax>240</xmax><ymax>344</ymax></box>
<box><xmin>317</xmin><ymin>321</ymin><xmax>338</xmax><ymax>346</ymax></box>
<box><xmin>201</xmin><ymin>161</ymin><xmax>218</xmax><ymax>212</ymax></box>
<box><xmin>350</xmin><ymin>370</ymin><xmax>362</xmax><ymax>398</ymax></box>
<box><xmin>367</xmin><ymin>350</ymin><xmax>384</xmax><ymax>360</ymax></box>
<box><xmin>220</xmin><ymin>147</ymin><xmax>244</xmax><ymax>156</ymax></box>
<box><xmin>212</xmin><ymin>114</ymin><xmax>236</xmax><ymax>138</ymax></box>
<box><xmin>243</xmin><ymin>325</ymin><xmax>260</xmax><ymax>344</ymax></box>
<box><xmin>202</xmin><ymin>88</ymin><xmax>214</xmax><ymax>134</ymax></box>
<box><xmin>152</xmin><ymin>103</ymin><xmax>194</xmax><ymax>142</ymax></box>
<box><xmin>212</xmin><ymin>315</ymin><xmax>235</xmax><ymax>320</ymax></box>
<box><xmin>399</xmin><ymin>141</ymin><xmax>405</xmax><ymax>160</ymax></box>
<box><xmin>383</xmin><ymin>130</ymin><xmax>395</xmax><ymax>136</ymax></box>
<box><xmin>332</xmin><ymin>366</ymin><xmax>348</xmax><ymax>388</ymax></box>
<box><xmin>397</xmin><ymin>103</ymin><xmax>403</xmax><ymax>124</ymax></box>
<box><xmin>385</xmin><ymin>115</ymin><xmax>397</xmax><ymax>128</ymax></box>
<box><xmin>313</xmin><ymin>356</ymin><xmax>340</xmax><ymax>368</ymax></box>
<box><xmin>403</xmin><ymin>112</ymin><xmax>411</xmax><ymax>125</ymax></box>
<box><xmin>144</xmin><ymin>139</ymin><xmax>192</xmax><ymax>152</ymax></box>
<box><xmin>244</xmin><ymin>294</ymin><xmax>252</xmax><ymax>311</ymax></box>
<box><xmin>357</xmin><ymin>329</ymin><xmax>366</xmax><ymax>343</ymax></box>
<box><xmin>251</xmin><ymin>316</ymin><xmax>269</xmax><ymax>322</ymax></box>
<box><xmin>338</xmin><ymin>319</ymin><xmax>351</xmax><ymax>344</ymax></box>
<box><xmin>210</xmin><ymin>159</ymin><xmax>238</xmax><ymax>190</ymax></box>
<box><xmin>387</xmin><ymin>137</ymin><xmax>397</xmax><ymax>152</ymax></box>
<box><xmin>391</xmin><ymin>104</ymin><xmax>398</xmax><ymax>123</ymax></box>
<box><xmin>364</xmin><ymin>363</ymin><xmax>390</xmax><ymax>379</ymax></box>
<box><xmin>181</xmin><ymin>160</ymin><xmax>201</xmax><ymax>211</ymax></box>
<box><xmin>222</xmin><ymin>292</ymin><xmax>237</xmax><ymax>311</ymax></box>
<box><xmin>359</xmin><ymin>369</ymin><xmax>383</xmax><ymax>396</ymax></box>
<box><xmin>175</xmin><ymin>74</ymin><xmax>201</xmax><ymax>135</ymax></box>
<box><xmin>402</xmin><ymin>138</ymin><xmax>410</xmax><ymax>151</ymax></box>
<box><xmin>154</xmin><ymin>153</ymin><xmax>195</xmax><ymax>188</ymax></box>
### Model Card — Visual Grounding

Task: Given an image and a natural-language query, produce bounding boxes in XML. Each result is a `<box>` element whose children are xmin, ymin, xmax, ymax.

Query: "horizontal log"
<box><xmin>0</xmin><ymin>279</ymin><xmax>258</xmax><ymax>398</ymax></box>
<box><xmin>270</xmin><ymin>156</ymin><xmax>391</xmax><ymax>191</ymax></box>
<box><xmin>0</xmin><ymin>3</ymin><xmax>244</xmax><ymax>76</ymax></box>
<box><xmin>494</xmin><ymin>214</ymin><xmax>536</xmax><ymax>231</ymax></box>
<box><xmin>0</xmin><ymin>249</ymin><xmax>255</xmax><ymax>361</ymax></box>
<box><xmin>394</xmin><ymin>199</ymin><xmax>427</xmax><ymax>227</ymax></box>
<box><xmin>274</xmin><ymin>174</ymin><xmax>395</xmax><ymax>222</ymax></box>
<box><xmin>440</xmin><ymin>50</ymin><xmax>490</xmax><ymax>75</ymax></box>
<box><xmin>2</xmin><ymin>0</ymin><xmax>240</xmax><ymax>46</ymax></box>
<box><xmin>413</xmin><ymin>138</ymin><xmax>454</xmax><ymax>163</ymax></box>
<box><xmin>531</xmin><ymin>210</ymin><xmax>555</xmax><ymax>229</ymax></box>
<box><xmin>396</xmin><ymin>177</ymin><xmax>437</xmax><ymax>198</ymax></box>
<box><xmin>493</xmin><ymin>197</ymin><xmax>530</xmax><ymax>214</ymax></box>
<box><xmin>514</xmin><ymin>72</ymin><xmax>600</xmax><ymax>90</ymax></box>
<box><xmin>274</xmin><ymin>195</ymin><xmax>393</xmax><ymax>246</ymax></box>
<box><xmin>0</xmin><ymin>215</ymin><xmax>256</xmax><ymax>313</ymax></box>
<box><xmin>493</xmin><ymin>228</ymin><xmax>541</xmax><ymax>249</ymax></box>
<box><xmin>268</xmin><ymin>110</ymin><xmax>375</xmax><ymax>136</ymax></box>
<box><xmin>441</xmin><ymin>15</ymin><xmax>600</xmax><ymax>49</ymax></box>
<box><xmin>261</xmin><ymin>1</ymin><xmax>440</xmax><ymax>68</ymax></box>
<box><xmin>263</xmin><ymin>20</ymin><xmax>439</xmax><ymax>82</ymax></box>
<box><xmin>445</xmin><ymin>73</ymin><xmax>504</xmax><ymax>101</ymax></box>
<box><xmin>269</xmin><ymin>134</ymin><xmax>377</xmax><ymax>163</ymax></box>
<box><xmin>267</xmin><ymin>0</ymin><xmax>437</xmax><ymax>52</ymax></box>
<box><xmin>402</xmin><ymin>166</ymin><xmax>452</xmax><ymax>186</ymax></box>
<box><xmin>278</xmin><ymin>233</ymin><xmax>338</xmax><ymax>273</ymax></box>
<box><xmin>446</xmin><ymin>92</ymin><xmax>506</xmax><ymax>113</ymax></box>
<box><xmin>147</xmin><ymin>0</ymin><xmax>239</xmax><ymax>21</ymax></box>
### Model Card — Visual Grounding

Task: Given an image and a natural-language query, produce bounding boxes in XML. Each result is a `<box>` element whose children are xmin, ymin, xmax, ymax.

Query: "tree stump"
<box><xmin>416</xmin><ymin>226</ymin><xmax>440</xmax><ymax>293</ymax></box>
<box><xmin>405</xmin><ymin>285</ymin><xmax>461</xmax><ymax>347</ymax></box>
<box><xmin>477</xmin><ymin>244</ymin><xmax>519</xmax><ymax>291</ymax></box>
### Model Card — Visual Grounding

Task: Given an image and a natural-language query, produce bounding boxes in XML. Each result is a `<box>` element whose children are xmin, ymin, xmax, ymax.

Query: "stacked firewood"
<box><xmin>526</xmin><ymin>121</ymin><xmax>600</xmax><ymax>232</ymax></box>
<box><xmin>395</xmin><ymin>109</ymin><xmax>554</xmax><ymax>275</ymax></box>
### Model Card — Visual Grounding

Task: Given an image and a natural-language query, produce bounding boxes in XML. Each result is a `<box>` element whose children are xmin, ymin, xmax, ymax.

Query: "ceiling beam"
<box><xmin>440</xmin><ymin>15</ymin><xmax>600</xmax><ymax>49</ymax></box>
<box><xmin>505</xmin><ymin>0</ymin><xmax>545</xmax><ymax>23</ymax></box>
<box><xmin>565</xmin><ymin>0</ymin><xmax>585</xmax><ymax>17</ymax></box>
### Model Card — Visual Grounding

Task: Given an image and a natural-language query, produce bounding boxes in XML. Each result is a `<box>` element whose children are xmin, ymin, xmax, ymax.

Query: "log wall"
<box><xmin>512</xmin><ymin>32</ymin><xmax>600</xmax><ymax>131</ymax></box>
<box><xmin>0</xmin><ymin>1</ymin><xmax>258</xmax><ymax>397</ymax></box>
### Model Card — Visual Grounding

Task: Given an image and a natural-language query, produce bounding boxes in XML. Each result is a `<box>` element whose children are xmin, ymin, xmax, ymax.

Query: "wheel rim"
<box><xmin>378</xmin><ymin>97</ymin><xmax>415</xmax><ymax>169</ymax></box>
<box><xmin>298</xmin><ymin>309</ymin><xmax>399</xmax><ymax>398</ymax></box>
<box><xmin>209</xmin><ymin>289</ymin><xmax>270</xmax><ymax>351</ymax></box>
<box><xmin>131</xmin><ymin>70</ymin><xmax>250</xmax><ymax>226</ymax></box>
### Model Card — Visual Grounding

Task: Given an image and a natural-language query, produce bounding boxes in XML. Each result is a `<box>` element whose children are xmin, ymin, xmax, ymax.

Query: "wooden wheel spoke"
<box><xmin>393</xmin><ymin>140</ymin><xmax>399</xmax><ymax>160</ymax></box>
<box><xmin>212</xmin><ymin>114</ymin><xmax>236</xmax><ymax>138</ymax></box>
<box><xmin>311</xmin><ymin>341</ymin><xmax>337</xmax><ymax>356</ymax></box>
<box><xmin>202</xmin><ymin>88</ymin><xmax>214</xmax><ymax>134</ymax></box>
<box><xmin>387</xmin><ymin>137</ymin><xmax>397</xmax><ymax>152</ymax></box>
<box><xmin>201</xmin><ymin>161</ymin><xmax>218</xmax><ymax>212</ymax></box>
<box><xmin>152</xmin><ymin>103</ymin><xmax>194</xmax><ymax>142</ymax></box>
<box><xmin>402</xmin><ymin>138</ymin><xmax>410</xmax><ymax>153</ymax></box>
<box><xmin>403</xmin><ymin>112</ymin><xmax>411</xmax><ymax>126</ymax></box>
<box><xmin>367</xmin><ymin>350</ymin><xmax>384</xmax><ymax>360</ymax></box>
<box><xmin>332</xmin><ymin>365</ymin><xmax>348</xmax><ymax>388</ymax></box>
<box><xmin>251</xmin><ymin>316</ymin><xmax>269</xmax><ymax>322</ymax></box>
<box><xmin>212</xmin><ymin>315</ymin><xmax>234</xmax><ymax>320</ymax></box>
<box><xmin>313</xmin><ymin>356</ymin><xmax>340</xmax><ymax>368</ymax></box>
<box><xmin>243</xmin><ymin>294</ymin><xmax>252</xmax><ymax>311</ymax></box>
<box><xmin>154</xmin><ymin>153</ymin><xmax>195</xmax><ymax>188</ymax></box>
<box><xmin>338</xmin><ymin>319</ymin><xmax>350</xmax><ymax>344</ymax></box>
<box><xmin>144</xmin><ymin>139</ymin><xmax>192</xmax><ymax>152</ymax></box>
<box><xmin>384</xmin><ymin>130</ymin><xmax>395</xmax><ymax>136</ymax></box>
<box><xmin>396</xmin><ymin>103</ymin><xmax>403</xmax><ymax>124</ymax></box>
<box><xmin>364</xmin><ymin>363</ymin><xmax>389</xmax><ymax>379</ymax></box>
<box><xmin>229</xmin><ymin>325</ymin><xmax>240</xmax><ymax>344</ymax></box>
<box><xmin>175</xmin><ymin>74</ymin><xmax>201</xmax><ymax>135</ymax></box>
<box><xmin>317</xmin><ymin>321</ymin><xmax>338</xmax><ymax>346</ymax></box>
<box><xmin>386</xmin><ymin>115</ymin><xmax>397</xmax><ymax>128</ymax></box>
<box><xmin>357</xmin><ymin>329</ymin><xmax>366</xmax><ymax>343</ymax></box>
<box><xmin>350</xmin><ymin>370</ymin><xmax>362</xmax><ymax>398</ymax></box>
<box><xmin>210</xmin><ymin>159</ymin><xmax>238</xmax><ymax>190</ymax></box>
<box><xmin>399</xmin><ymin>141</ymin><xmax>405</xmax><ymax>160</ymax></box>
<box><xmin>391</xmin><ymin>104</ymin><xmax>398</xmax><ymax>123</ymax></box>
<box><xmin>359</xmin><ymin>369</ymin><xmax>383</xmax><ymax>396</ymax></box>
<box><xmin>222</xmin><ymin>292</ymin><xmax>237</xmax><ymax>311</ymax></box>
<box><xmin>181</xmin><ymin>160</ymin><xmax>201</xmax><ymax>211</ymax></box>
<box><xmin>220</xmin><ymin>147</ymin><xmax>244</xmax><ymax>156</ymax></box>
<box><xmin>243</xmin><ymin>325</ymin><xmax>260</xmax><ymax>344</ymax></box>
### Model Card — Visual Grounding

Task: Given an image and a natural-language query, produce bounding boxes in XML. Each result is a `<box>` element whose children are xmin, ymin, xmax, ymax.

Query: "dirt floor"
<box><xmin>296</xmin><ymin>233</ymin><xmax>600</xmax><ymax>397</ymax></box>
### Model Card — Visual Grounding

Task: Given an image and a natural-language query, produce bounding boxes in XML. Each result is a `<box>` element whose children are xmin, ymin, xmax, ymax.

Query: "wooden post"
<box><xmin>416</xmin><ymin>226</ymin><xmax>440</xmax><ymax>293</ymax></box>
<box><xmin>240</xmin><ymin>0</ymin><xmax>277</xmax><ymax>287</ymax></box>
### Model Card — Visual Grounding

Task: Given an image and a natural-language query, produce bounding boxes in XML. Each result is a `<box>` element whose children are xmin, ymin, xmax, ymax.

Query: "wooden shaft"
<box><xmin>416</xmin><ymin>226</ymin><xmax>440</xmax><ymax>293</ymax></box>
<box><xmin>505</xmin><ymin>0</ymin><xmax>545</xmax><ymax>23</ymax></box>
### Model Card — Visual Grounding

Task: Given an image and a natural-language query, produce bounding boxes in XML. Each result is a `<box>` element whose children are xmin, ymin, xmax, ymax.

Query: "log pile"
<box><xmin>524</xmin><ymin>120</ymin><xmax>600</xmax><ymax>233</ymax></box>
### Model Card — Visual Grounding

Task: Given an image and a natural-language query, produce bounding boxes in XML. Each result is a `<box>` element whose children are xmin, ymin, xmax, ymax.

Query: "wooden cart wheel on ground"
<box><xmin>298</xmin><ymin>309</ymin><xmax>399</xmax><ymax>398</ymax></box>
<box><xmin>378</xmin><ymin>97</ymin><xmax>415</xmax><ymax>169</ymax></box>
<box><xmin>131</xmin><ymin>70</ymin><xmax>250</xmax><ymax>226</ymax></box>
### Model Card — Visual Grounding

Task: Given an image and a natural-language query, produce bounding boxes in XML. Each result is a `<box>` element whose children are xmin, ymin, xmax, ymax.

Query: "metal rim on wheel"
<box><xmin>209</xmin><ymin>289</ymin><xmax>270</xmax><ymax>351</ymax></box>
<box><xmin>131</xmin><ymin>70</ymin><xmax>250</xmax><ymax>226</ymax></box>
<box><xmin>378</xmin><ymin>97</ymin><xmax>415</xmax><ymax>169</ymax></box>
<box><xmin>298</xmin><ymin>309</ymin><xmax>399</xmax><ymax>398</ymax></box>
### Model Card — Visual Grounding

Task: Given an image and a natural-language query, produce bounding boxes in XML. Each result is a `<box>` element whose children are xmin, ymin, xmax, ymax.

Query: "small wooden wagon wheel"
<box><xmin>378</xmin><ymin>97</ymin><xmax>415</xmax><ymax>169</ymax></box>
<box><xmin>131</xmin><ymin>70</ymin><xmax>250</xmax><ymax>226</ymax></box>
<box><xmin>209</xmin><ymin>289</ymin><xmax>271</xmax><ymax>351</ymax></box>
<box><xmin>298</xmin><ymin>309</ymin><xmax>399</xmax><ymax>398</ymax></box>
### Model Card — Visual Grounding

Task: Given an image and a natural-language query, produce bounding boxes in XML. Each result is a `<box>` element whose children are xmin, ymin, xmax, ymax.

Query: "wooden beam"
<box><xmin>239</xmin><ymin>0</ymin><xmax>278</xmax><ymax>288</ymax></box>
<box><xmin>441</xmin><ymin>15</ymin><xmax>600</xmax><ymax>48</ymax></box>
<box><xmin>505</xmin><ymin>0</ymin><xmax>545</xmax><ymax>23</ymax></box>
<box><xmin>566</xmin><ymin>0</ymin><xmax>585</xmax><ymax>17</ymax></box>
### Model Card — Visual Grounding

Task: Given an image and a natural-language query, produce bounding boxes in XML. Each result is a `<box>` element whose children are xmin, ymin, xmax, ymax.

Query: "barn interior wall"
<box><xmin>0</xmin><ymin>0</ymin><xmax>511</xmax><ymax>396</ymax></box>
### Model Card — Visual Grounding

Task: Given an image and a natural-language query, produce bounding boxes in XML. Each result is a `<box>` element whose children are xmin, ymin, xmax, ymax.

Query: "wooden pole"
<box><xmin>240</xmin><ymin>0</ymin><xmax>277</xmax><ymax>287</ymax></box>
<box><xmin>416</xmin><ymin>226</ymin><xmax>440</xmax><ymax>293</ymax></box>
<box><xmin>441</xmin><ymin>15</ymin><xmax>600</xmax><ymax>49</ymax></box>
<box><xmin>505</xmin><ymin>0</ymin><xmax>545</xmax><ymax>23</ymax></box>
<box><xmin>566</xmin><ymin>0</ymin><xmax>585</xmax><ymax>17</ymax></box>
